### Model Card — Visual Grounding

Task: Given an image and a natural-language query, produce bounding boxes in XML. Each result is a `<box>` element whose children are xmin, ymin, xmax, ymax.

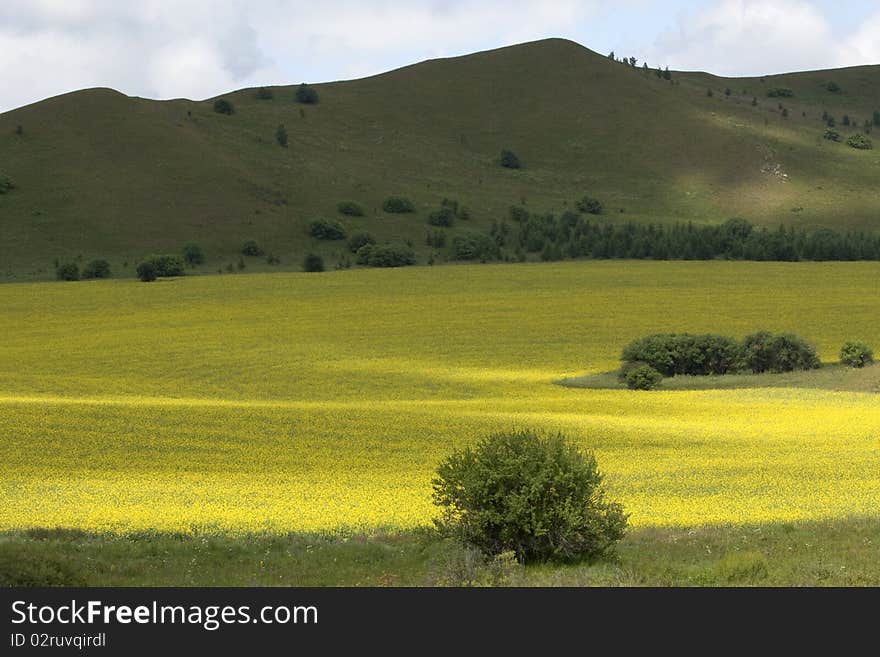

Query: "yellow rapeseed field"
<box><xmin>1</xmin><ymin>261</ymin><xmax>879</xmax><ymax>533</ymax></box>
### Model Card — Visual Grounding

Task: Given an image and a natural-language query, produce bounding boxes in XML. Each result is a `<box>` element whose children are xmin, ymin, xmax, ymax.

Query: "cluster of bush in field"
<box><xmin>55</xmin><ymin>259</ymin><xmax>112</xmax><ymax>281</ymax></box>
<box><xmin>619</xmin><ymin>332</ymin><xmax>873</xmax><ymax>389</ymax></box>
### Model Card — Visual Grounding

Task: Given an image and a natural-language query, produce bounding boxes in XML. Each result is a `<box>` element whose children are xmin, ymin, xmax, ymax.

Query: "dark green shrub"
<box><xmin>839</xmin><ymin>341</ymin><xmax>873</xmax><ymax>368</ymax></box>
<box><xmin>337</xmin><ymin>201</ymin><xmax>365</xmax><ymax>217</ymax></box>
<box><xmin>348</xmin><ymin>232</ymin><xmax>375</xmax><ymax>253</ymax></box>
<box><xmin>275</xmin><ymin>124</ymin><xmax>288</xmax><ymax>147</ymax></box>
<box><xmin>622</xmin><ymin>363</ymin><xmax>663</xmax><ymax>390</ymax></box>
<box><xmin>576</xmin><ymin>196</ymin><xmax>603</xmax><ymax>215</ymax></box>
<box><xmin>81</xmin><ymin>259</ymin><xmax>111</xmax><ymax>279</ymax></box>
<box><xmin>0</xmin><ymin>544</ymin><xmax>86</xmax><ymax>586</ymax></box>
<box><xmin>509</xmin><ymin>206</ymin><xmax>529</xmax><ymax>223</ymax></box>
<box><xmin>302</xmin><ymin>253</ymin><xmax>325</xmax><ymax>272</ymax></box>
<box><xmin>621</xmin><ymin>333</ymin><xmax>740</xmax><ymax>376</ymax></box>
<box><xmin>824</xmin><ymin>128</ymin><xmax>841</xmax><ymax>141</ymax></box>
<box><xmin>740</xmin><ymin>331</ymin><xmax>820</xmax><ymax>373</ymax></box>
<box><xmin>825</xmin><ymin>81</ymin><xmax>841</xmax><ymax>93</ymax></box>
<box><xmin>450</xmin><ymin>232</ymin><xmax>500</xmax><ymax>261</ymax></box>
<box><xmin>140</xmin><ymin>254</ymin><xmax>185</xmax><ymax>277</ymax></box>
<box><xmin>382</xmin><ymin>196</ymin><xmax>415</xmax><ymax>213</ymax></box>
<box><xmin>0</xmin><ymin>172</ymin><xmax>14</xmax><ymax>194</ymax></box>
<box><xmin>767</xmin><ymin>88</ymin><xmax>793</xmax><ymax>98</ymax></box>
<box><xmin>55</xmin><ymin>263</ymin><xmax>79</xmax><ymax>281</ymax></box>
<box><xmin>432</xmin><ymin>430</ymin><xmax>628</xmax><ymax>563</ymax></box>
<box><xmin>182</xmin><ymin>243</ymin><xmax>205</xmax><ymax>267</ymax></box>
<box><xmin>427</xmin><ymin>206</ymin><xmax>455</xmax><ymax>227</ymax></box>
<box><xmin>846</xmin><ymin>134</ymin><xmax>872</xmax><ymax>150</ymax></box>
<box><xmin>136</xmin><ymin>261</ymin><xmax>157</xmax><ymax>282</ymax></box>
<box><xmin>266</xmin><ymin>253</ymin><xmax>281</xmax><ymax>265</ymax></box>
<box><xmin>428</xmin><ymin>198</ymin><xmax>470</xmax><ymax>221</ymax></box>
<box><xmin>309</xmin><ymin>219</ymin><xmax>346</xmax><ymax>240</ymax></box>
<box><xmin>295</xmin><ymin>84</ymin><xmax>319</xmax><ymax>104</ymax></box>
<box><xmin>499</xmin><ymin>149</ymin><xmax>522</xmax><ymax>169</ymax></box>
<box><xmin>255</xmin><ymin>87</ymin><xmax>274</xmax><ymax>100</ymax></box>
<box><xmin>213</xmin><ymin>98</ymin><xmax>234</xmax><ymax>115</ymax></box>
<box><xmin>356</xmin><ymin>243</ymin><xmax>415</xmax><ymax>267</ymax></box>
<box><xmin>241</xmin><ymin>240</ymin><xmax>265</xmax><ymax>256</ymax></box>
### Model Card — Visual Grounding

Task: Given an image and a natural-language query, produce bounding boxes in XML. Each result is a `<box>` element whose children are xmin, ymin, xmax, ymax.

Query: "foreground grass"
<box><xmin>2</xmin><ymin>518</ymin><xmax>878</xmax><ymax>586</ymax></box>
<box><xmin>560</xmin><ymin>363</ymin><xmax>880</xmax><ymax>393</ymax></box>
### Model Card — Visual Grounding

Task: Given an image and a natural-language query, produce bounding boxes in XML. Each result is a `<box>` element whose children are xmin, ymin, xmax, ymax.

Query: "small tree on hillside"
<box><xmin>136</xmin><ymin>261</ymin><xmax>157</xmax><ymax>282</ymax></box>
<box><xmin>56</xmin><ymin>263</ymin><xmax>79</xmax><ymax>281</ymax></box>
<box><xmin>275</xmin><ymin>124</ymin><xmax>288</xmax><ymax>147</ymax></box>
<box><xmin>182</xmin><ymin>243</ymin><xmax>205</xmax><ymax>267</ymax></box>
<box><xmin>213</xmin><ymin>99</ymin><xmax>234</xmax><ymax>115</ymax></box>
<box><xmin>0</xmin><ymin>172</ymin><xmax>14</xmax><ymax>194</ymax></box>
<box><xmin>846</xmin><ymin>133</ymin><xmax>873</xmax><ymax>150</ymax></box>
<box><xmin>296</xmin><ymin>84</ymin><xmax>319</xmax><ymax>104</ymax></box>
<box><xmin>499</xmin><ymin>149</ymin><xmax>522</xmax><ymax>169</ymax></box>
<box><xmin>302</xmin><ymin>253</ymin><xmax>325</xmax><ymax>272</ymax></box>
<box><xmin>255</xmin><ymin>87</ymin><xmax>274</xmax><ymax>100</ymax></box>
<box><xmin>81</xmin><ymin>259</ymin><xmax>111</xmax><ymax>279</ymax></box>
<box><xmin>241</xmin><ymin>240</ymin><xmax>265</xmax><ymax>256</ymax></box>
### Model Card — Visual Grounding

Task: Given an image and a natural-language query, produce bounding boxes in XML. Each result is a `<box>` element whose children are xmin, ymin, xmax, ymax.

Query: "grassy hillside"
<box><xmin>1</xmin><ymin>38</ymin><xmax>879</xmax><ymax>280</ymax></box>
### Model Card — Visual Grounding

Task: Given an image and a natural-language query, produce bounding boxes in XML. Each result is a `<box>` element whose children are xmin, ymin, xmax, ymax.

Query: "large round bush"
<box><xmin>81</xmin><ymin>259</ymin><xmax>111</xmax><ymax>279</ymax></box>
<box><xmin>382</xmin><ymin>196</ymin><xmax>415</xmax><ymax>213</ymax></box>
<box><xmin>136</xmin><ymin>261</ymin><xmax>157</xmax><ymax>282</ymax></box>
<box><xmin>432</xmin><ymin>430</ymin><xmax>628</xmax><ymax>563</ymax></box>
<box><xmin>55</xmin><ymin>263</ymin><xmax>79</xmax><ymax>281</ymax></box>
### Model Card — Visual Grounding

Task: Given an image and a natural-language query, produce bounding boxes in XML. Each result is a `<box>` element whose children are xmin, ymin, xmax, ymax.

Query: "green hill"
<box><xmin>1</xmin><ymin>38</ymin><xmax>879</xmax><ymax>280</ymax></box>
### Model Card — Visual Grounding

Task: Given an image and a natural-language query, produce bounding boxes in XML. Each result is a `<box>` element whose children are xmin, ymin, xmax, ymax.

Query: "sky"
<box><xmin>1</xmin><ymin>0</ymin><xmax>878</xmax><ymax>113</ymax></box>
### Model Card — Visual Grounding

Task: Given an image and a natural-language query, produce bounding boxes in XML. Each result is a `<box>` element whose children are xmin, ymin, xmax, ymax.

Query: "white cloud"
<box><xmin>0</xmin><ymin>0</ymin><xmax>604</xmax><ymax>112</ymax></box>
<box><xmin>650</xmin><ymin>0</ymin><xmax>879</xmax><ymax>76</ymax></box>
<box><xmin>843</xmin><ymin>11</ymin><xmax>880</xmax><ymax>66</ymax></box>
<box><xmin>0</xmin><ymin>1</ymin><xmax>877</xmax><ymax>112</ymax></box>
